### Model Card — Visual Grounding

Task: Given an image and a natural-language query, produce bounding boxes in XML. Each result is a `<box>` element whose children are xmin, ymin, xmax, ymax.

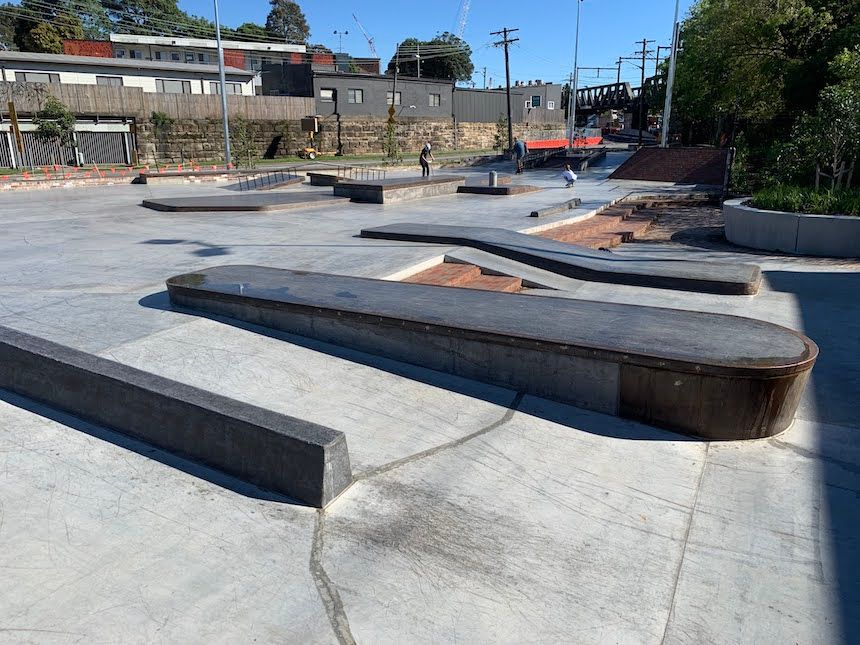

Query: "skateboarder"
<box><xmin>562</xmin><ymin>164</ymin><xmax>578</xmax><ymax>188</ymax></box>
<box><xmin>420</xmin><ymin>143</ymin><xmax>434</xmax><ymax>177</ymax></box>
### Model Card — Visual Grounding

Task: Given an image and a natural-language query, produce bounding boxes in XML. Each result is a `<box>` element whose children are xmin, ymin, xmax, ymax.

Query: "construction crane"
<box><xmin>455</xmin><ymin>0</ymin><xmax>471</xmax><ymax>38</ymax></box>
<box><xmin>352</xmin><ymin>13</ymin><xmax>377</xmax><ymax>57</ymax></box>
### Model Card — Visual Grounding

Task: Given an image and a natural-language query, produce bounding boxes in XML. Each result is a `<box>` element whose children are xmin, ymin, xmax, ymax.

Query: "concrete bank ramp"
<box><xmin>166</xmin><ymin>265</ymin><xmax>817</xmax><ymax>440</ymax></box>
<box><xmin>361</xmin><ymin>223</ymin><xmax>762</xmax><ymax>295</ymax></box>
<box><xmin>0</xmin><ymin>325</ymin><xmax>352</xmax><ymax>507</ymax></box>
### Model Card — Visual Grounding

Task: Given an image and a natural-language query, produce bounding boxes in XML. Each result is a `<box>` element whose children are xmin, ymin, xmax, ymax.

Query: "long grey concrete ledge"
<box><xmin>142</xmin><ymin>193</ymin><xmax>345</xmax><ymax>212</ymax></box>
<box><xmin>361</xmin><ymin>223</ymin><xmax>762</xmax><ymax>295</ymax></box>
<box><xmin>724</xmin><ymin>198</ymin><xmax>860</xmax><ymax>257</ymax></box>
<box><xmin>530</xmin><ymin>197</ymin><xmax>582</xmax><ymax>218</ymax></box>
<box><xmin>0</xmin><ymin>325</ymin><xmax>352</xmax><ymax>507</ymax></box>
<box><xmin>165</xmin><ymin>265</ymin><xmax>818</xmax><ymax>440</ymax></box>
<box><xmin>333</xmin><ymin>175</ymin><xmax>466</xmax><ymax>203</ymax></box>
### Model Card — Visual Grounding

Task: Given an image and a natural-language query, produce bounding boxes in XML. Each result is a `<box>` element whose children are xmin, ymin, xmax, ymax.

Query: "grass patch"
<box><xmin>750</xmin><ymin>185</ymin><xmax>860</xmax><ymax>216</ymax></box>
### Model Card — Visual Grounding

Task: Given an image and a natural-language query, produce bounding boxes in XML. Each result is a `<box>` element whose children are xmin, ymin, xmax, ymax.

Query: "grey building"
<box><xmin>453</xmin><ymin>87</ymin><xmax>525</xmax><ymax>122</ymax></box>
<box><xmin>262</xmin><ymin>64</ymin><xmax>453</xmax><ymax>118</ymax></box>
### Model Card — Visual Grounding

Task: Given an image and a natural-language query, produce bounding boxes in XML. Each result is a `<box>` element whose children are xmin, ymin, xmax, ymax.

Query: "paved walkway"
<box><xmin>0</xmin><ymin>153</ymin><xmax>857</xmax><ymax>644</ymax></box>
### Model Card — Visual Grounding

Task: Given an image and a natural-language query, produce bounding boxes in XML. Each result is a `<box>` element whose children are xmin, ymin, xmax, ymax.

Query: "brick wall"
<box><xmin>609</xmin><ymin>147</ymin><xmax>730</xmax><ymax>185</ymax></box>
<box><xmin>62</xmin><ymin>39</ymin><xmax>113</xmax><ymax>57</ymax></box>
<box><xmin>223</xmin><ymin>49</ymin><xmax>246</xmax><ymax>70</ymax></box>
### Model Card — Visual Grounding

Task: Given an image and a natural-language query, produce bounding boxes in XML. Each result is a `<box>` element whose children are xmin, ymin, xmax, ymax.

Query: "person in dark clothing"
<box><xmin>513</xmin><ymin>137</ymin><xmax>527</xmax><ymax>174</ymax></box>
<box><xmin>420</xmin><ymin>143</ymin><xmax>434</xmax><ymax>177</ymax></box>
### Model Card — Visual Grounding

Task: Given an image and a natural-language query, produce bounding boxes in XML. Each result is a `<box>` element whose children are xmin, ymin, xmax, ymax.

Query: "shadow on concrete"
<box><xmin>140</xmin><ymin>290</ymin><xmax>698</xmax><ymax>443</ymax></box>
<box><xmin>0</xmin><ymin>388</ymin><xmax>303</xmax><ymax>506</ymax></box>
<box><xmin>766</xmin><ymin>269</ymin><xmax>860</xmax><ymax>644</ymax></box>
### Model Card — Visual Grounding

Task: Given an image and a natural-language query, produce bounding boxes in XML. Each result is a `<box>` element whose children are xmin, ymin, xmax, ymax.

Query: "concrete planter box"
<box><xmin>724</xmin><ymin>197</ymin><xmax>860</xmax><ymax>257</ymax></box>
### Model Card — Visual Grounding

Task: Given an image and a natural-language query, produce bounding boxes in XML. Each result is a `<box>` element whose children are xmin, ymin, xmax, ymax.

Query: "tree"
<box><xmin>102</xmin><ymin>0</ymin><xmax>188</xmax><ymax>36</ymax></box>
<box><xmin>234</xmin><ymin>22</ymin><xmax>267</xmax><ymax>40</ymax></box>
<box><xmin>230</xmin><ymin>115</ymin><xmax>258</xmax><ymax>168</ymax></box>
<box><xmin>386</xmin><ymin>32</ymin><xmax>474</xmax><ymax>81</ymax></box>
<box><xmin>20</xmin><ymin>13</ymin><xmax>83</xmax><ymax>54</ymax></box>
<box><xmin>33</xmin><ymin>95</ymin><xmax>76</xmax><ymax>165</ymax></box>
<box><xmin>308</xmin><ymin>43</ymin><xmax>332</xmax><ymax>54</ymax></box>
<box><xmin>265</xmin><ymin>0</ymin><xmax>309</xmax><ymax>44</ymax></box>
<box><xmin>150</xmin><ymin>111</ymin><xmax>174</xmax><ymax>168</ymax></box>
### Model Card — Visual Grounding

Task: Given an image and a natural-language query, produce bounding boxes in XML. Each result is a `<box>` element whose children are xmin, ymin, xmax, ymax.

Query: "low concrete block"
<box><xmin>307</xmin><ymin>172</ymin><xmax>340</xmax><ymax>186</ymax></box>
<box><xmin>142</xmin><ymin>193</ymin><xmax>345</xmax><ymax>213</ymax></box>
<box><xmin>0</xmin><ymin>326</ymin><xmax>352</xmax><ymax>507</ymax></box>
<box><xmin>166</xmin><ymin>265</ymin><xmax>818</xmax><ymax>440</ymax></box>
<box><xmin>530</xmin><ymin>197</ymin><xmax>582</xmax><ymax>217</ymax></box>
<box><xmin>334</xmin><ymin>175</ymin><xmax>466</xmax><ymax>204</ymax></box>
<box><xmin>457</xmin><ymin>185</ymin><xmax>541</xmax><ymax>196</ymax></box>
<box><xmin>795</xmin><ymin>213</ymin><xmax>860</xmax><ymax>257</ymax></box>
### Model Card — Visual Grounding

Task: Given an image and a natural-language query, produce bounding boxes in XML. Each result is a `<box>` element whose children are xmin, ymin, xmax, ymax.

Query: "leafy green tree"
<box><xmin>234</xmin><ymin>22</ymin><xmax>267</xmax><ymax>40</ymax></box>
<box><xmin>20</xmin><ymin>13</ymin><xmax>83</xmax><ymax>53</ymax></box>
<box><xmin>101</xmin><ymin>0</ymin><xmax>187</xmax><ymax>36</ymax></box>
<box><xmin>33</xmin><ymin>95</ymin><xmax>76</xmax><ymax>164</ymax></box>
<box><xmin>230</xmin><ymin>115</ymin><xmax>258</xmax><ymax>168</ymax></box>
<box><xmin>265</xmin><ymin>0</ymin><xmax>309</xmax><ymax>43</ymax></box>
<box><xmin>386</xmin><ymin>33</ymin><xmax>474</xmax><ymax>82</ymax></box>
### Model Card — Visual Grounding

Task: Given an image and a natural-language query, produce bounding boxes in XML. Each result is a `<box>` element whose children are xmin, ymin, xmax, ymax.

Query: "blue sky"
<box><xmin>181</xmin><ymin>0</ymin><xmax>697</xmax><ymax>88</ymax></box>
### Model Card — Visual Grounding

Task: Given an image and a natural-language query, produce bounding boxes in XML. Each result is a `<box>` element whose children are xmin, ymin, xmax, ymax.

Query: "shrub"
<box><xmin>750</xmin><ymin>186</ymin><xmax>860</xmax><ymax>216</ymax></box>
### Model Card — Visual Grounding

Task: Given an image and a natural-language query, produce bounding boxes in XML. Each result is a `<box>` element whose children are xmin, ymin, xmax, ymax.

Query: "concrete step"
<box><xmin>461</xmin><ymin>274</ymin><xmax>523</xmax><ymax>293</ymax></box>
<box><xmin>536</xmin><ymin>214</ymin><xmax>626</xmax><ymax>243</ymax></box>
<box><xmin>576</xmin><ymin>234</ymin><xmax>623</xmax><ymax>249</ymax></box>
<box><xmin>404</xmin><ymin>262</ymin><xmax>481</xmax><ymax>287</ymax></box>
<box><xmin>612</xmin><ymin>214</ymin><xmax>655</xmax><ymax>242</ymax></box>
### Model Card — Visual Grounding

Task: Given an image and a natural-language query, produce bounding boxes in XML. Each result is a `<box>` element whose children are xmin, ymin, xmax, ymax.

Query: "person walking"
<box><xmin>562</xmin><ymin>164</ymin><xmax>578</xmax><ymax>188</ymax></box>
<box><xmin>419</xmin><ymin>142</ymin><xmax>434</xmax><ymax>178</ymax></box>
<box><xmin>513</xmin><ymin>137</ymin><xmax>527</xmax><ymax>174</ymax></box>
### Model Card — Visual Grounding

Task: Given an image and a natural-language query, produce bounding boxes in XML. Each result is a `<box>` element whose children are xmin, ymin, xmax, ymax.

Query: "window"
<box><xmin>154</xmin><ymin>51</ymin><xmax>162</xmax><ymax>60</ymax></box>
<box><xmin>185</xmin><ymin>52</ymin><xmax>195</xmax><ymax>63</ymax></box>
<box><xmin>524</xmin><ymin>99</ymin><xmax>532</xmax><ymax>109</ymax></box>
<box><xmin>170</xmin><ymin>52</ymin><xmax>181</xmax><ymax>62</ymax></box>
<box><xmin>156</xmin><ymin>79</ymin><xmax>192</xmax><ymax>94</ymax></box>
<box><xmin>347</xmin><ymin>88</ymin><xmax>363</xmax><ymax>104</ymax></box>
<box><xmin>115</xmin><ymin>49</ymin><xmax>126</xmax><ymax>58</ymax></box>
<box><xmin>319</xmin><ymin>88</ymin><xmax>335</xmax><ymax>102</ymax></box>
<box><xmin>530</xmin><ymin>94</ymin><xmax>542</xmax><ymax>108</ymax></box>
<box><xmin>547</xmin><ymin>100</ymin><xmax>555</xmax><ymax>110</ymax></box>
<box><xmin>250</xmin><ymin>58</ymin><xmax>262</xmax><ymax>71</ymax></box>
<box><xmin>130</xmin><ymin>49</ymin><xmax>143</xmax><ymax>59</ymax></box>
<box><xmin>198</xmin><ymin>53</ymin><xmax>210</xmax><ymax>64</ymax></box>
<box><xmin>96</xmin><ymin>75</ymin><xmax>123</xmax><ymax>87</ymax></box>
<box><xmin>429</xmin><ymin>92</ymin><xmax>441</xmax><ymax>107</ymax></box>
<box><xmin>210</xmin><ymin>81</ymin><xmax>243</xmax><ymax>94</ymax></box>
<box><xmin>19</xmin><ymin>72</ymin><xmax>60</xmax><ymax>84</ymax></box>
<box><xmin>386</xmin><ymin>90</ymin><xmax>401</xmax><ymax>106</ymax></box>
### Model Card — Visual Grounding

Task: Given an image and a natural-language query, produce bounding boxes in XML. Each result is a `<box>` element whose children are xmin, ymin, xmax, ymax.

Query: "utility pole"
<box><xmin>213</xmin><ymin>0</ymin><xmax>231</xmax><ymax>167</ymax></box>
<box><xmin>416</xmin><ymin>42</ymin><xmax>421</xmax><ymax>79</ymax></box>
<box><xmin>655</xmin><ymin>45</ymin><xmax>671</xmax><ymax>77</ymax></box>
<box><xmin>491</xmin><ymin>27</ymin><xmax>519</xmax><ymax>151</ymax></box>
<box><xmin>661</xmin><ymin>0</ymin><xmax>681</xmax><ymax>147</ymax></box>
<box><xmin>566</xmin><ymin>0</ymin><xmax>584</xmax><ymax>150</ymax></box>
<box><xmin>615</xmin><ymin>57</ymin><xmax>622</xmax><ymax>84</ymax></box>
<box><xmin>482</xmin><ymin>66</ymin><xmax>487</xmax><ymax>89</ymax></box>
<box><xmin>621</xmin><ymin>38</ymin><xmax>655</xmax><ymax>148</ymax></box>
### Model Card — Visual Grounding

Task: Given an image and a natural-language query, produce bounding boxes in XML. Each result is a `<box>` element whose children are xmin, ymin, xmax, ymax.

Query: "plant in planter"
<box><xmin>33</xmin><ymin>95</ymin><xmax>76</xmax><ymax>166</ymax></box>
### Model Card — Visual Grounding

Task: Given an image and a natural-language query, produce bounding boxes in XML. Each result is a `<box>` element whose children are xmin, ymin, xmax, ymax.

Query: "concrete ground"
<box><xmin>0</xmin><ymin>152</ymin><xmax>858</xmax><ymax>644</ymax></box>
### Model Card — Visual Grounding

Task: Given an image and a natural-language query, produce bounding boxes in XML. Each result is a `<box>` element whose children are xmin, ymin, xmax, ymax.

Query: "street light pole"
<box><xmin>213</xmin><ymin>0</ymin><xmax>231</xmax><ymax>167</ymax></box>
<box><xmin>567</xmin><ymin>0</ymin><xmax>583</xmax><ymax>150</ymax></box>
<box><xmin>661</xmin><ymin>0</ymin><xmax>681</xmax><ymax>148</ymax></box>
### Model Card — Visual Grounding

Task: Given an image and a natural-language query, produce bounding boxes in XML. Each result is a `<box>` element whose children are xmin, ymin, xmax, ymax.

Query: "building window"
<box><xmin>320</xmin><ymin>88</ymin><xmax>335</xmax><ymax>102</ymax></box>
<box><xmin>154</xmin><ymin>51</ymin><xmax>162</xmax><ymax>60</ymax></box>
<box><xmin>185</xmin><ymin>52</ymin><xmax>195</xmax><ymax>63</ymax></box>
<box><xmin>547</xmin><ymin>100</ymin><xmax>555</xmax><ymax>110</ymax></box>
<box><xmin>198</xmin><ymin>53</ymin><xmax>210</xmax><ymax>64</ymax></box>
<box><xmin>530</xmin><ymin>95</ymin><xmax>542</xmax><ymax>108</ymax></box>
<box><xmin>210</xmin><ymin>81</ymin><xmax>243</xmax><ymax>94</ymax></box>
<box><xmin>429</xmin><ymin>92</ymin><xmax>441</xmax><ymax>107</ymax></box>
<box><xmin>386</xmin><ymin>90</ymin><xmax>401</xmax><ymax>106</ymax></box>
<box><xmin>19</xmin><ymin>72</ymin><xmax>60</xmax><ymax>84</ymax></box>
<box><xmin>96</xmin><ymin>75</ymin><xmax>123</xmax><ymax>87</ymax></box>
<box><xmin>170</xmin><ymin>52</ymin><xmax>181</xmax><ymax>62</ymax></box>
<box><xmin>347</xmin><ymin>88</ymin><xmax>363</xmax><ymax>104</ymax></box>
<box><xmin>156</xmin><ymin>79</ymin><xmax>192</xmax><ymax>94</ymax></box>
<box><xmin>130</xmin><ymin>49</ymin><xmax>143</xmax><ymax>59</ymax></box>
<box><xmin>250</xmin><ymin>58</ymin><xmax>262</xmax><ymax>71</ymax></box>
<box><xmin>115</xmin><ymin>49</ymin><xmax>126</xmax><ymax>58</ymax></box>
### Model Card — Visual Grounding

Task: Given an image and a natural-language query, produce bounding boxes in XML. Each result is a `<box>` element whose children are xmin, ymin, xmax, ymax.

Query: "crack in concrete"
<box><xmin>310</xmin><ymin>509</ymin><xmax>357</xmax><ymax>645</ymax></box>
<box><xmin>355</xmin><ymin>391</ymin><xmax>526</xmax><ymax>481</ymax></box>
<box><xmin>659</xmin><ymin>443</ymin><xmax>710</xmax><ymax>645</ymax></box>
<box><xmin>309</xmin><ymin>391</ymin><xmax>525</xmax><ymax>644</ymax></box>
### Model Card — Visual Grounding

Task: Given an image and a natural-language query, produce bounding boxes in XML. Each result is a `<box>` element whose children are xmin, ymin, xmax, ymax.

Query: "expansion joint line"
<box><xmin>356</xmin><ymin>391</ymin><xmax>526</xmax><ymax>481</ymax></box>
<box><xmin>310</xmin><ymin>509</ymin><xmax>357</xmax><ymax>645</ymax></box>
<box><xmin>308</xmin><ymin>391</ymin><xmax>526</xmax><ymax>644</ymax></box>
<box><xmin>659</xmin><ymin>442</ymin><xmax>710</xmax><ymax>645</ymax></box>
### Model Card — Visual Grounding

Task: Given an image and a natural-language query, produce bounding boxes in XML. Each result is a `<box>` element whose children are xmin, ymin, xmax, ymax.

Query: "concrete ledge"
<box><xmin>334</xmin><ymin>175</ymin><xmax>466</xmax><ymax>204</ymax></box>
<box><xmin>142</xmin><ymin>193</ymin><xmax>345</xmax><ymax>212</ymax></box>
<box><xmin>361</xmin><ymin>223</ymin><xmax>762</xmax><ymax>295</ymax></box>
<box><xmin>457</xmin><ymin>185</ymin><xmax>541</xmax><ymax>196</ymax></box>
<box><xmin>166</xmin><ymin>266</ymin><xmax>817</xmax><ymax>440</ymax></box>
<box><xmin>307</xmin><ymin>172</ymin><xmax>340</xmax><ymax>186</ymax></box>
<box><xmin>724</xmin><ymin>198</ymin><xmax>860</xmax><ymax>257</ymax></box>
<box><xmin>0</xmin><ymin>326</ymin><xmax>352</xmax><ymax>507</ymax></box>
<box><xmin>530</xmin><ymin>197</ymin><xmax>582</xmax><ymax>218</ymax></box>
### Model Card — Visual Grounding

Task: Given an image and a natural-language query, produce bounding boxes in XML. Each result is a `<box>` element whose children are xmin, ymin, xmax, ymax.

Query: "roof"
<box><xmin>110</xmin><ymin>33</ymin><xmax>306</xmax><ymax>54</ymax></box>
<box><xmin>313</xmin><ymin>69</ymin><xmax>454</xmax><ymax>85</ymax></box>
<box><xmin>0</xmin><ymin>50</ymin><xmax>254</xmax><ymax>77</ymax></box>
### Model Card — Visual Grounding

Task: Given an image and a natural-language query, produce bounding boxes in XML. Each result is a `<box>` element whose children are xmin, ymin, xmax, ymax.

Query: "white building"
<box><xmin>0</xmin><ymin>51</ymin><xmax>256</xmax><ymax>96</ymax></box>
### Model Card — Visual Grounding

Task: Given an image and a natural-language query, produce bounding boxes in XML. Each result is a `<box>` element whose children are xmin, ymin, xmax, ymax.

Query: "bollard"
<box><xmin>489</xmin><ymin>171</ymin><xmax>498</xmax><ymax>187</ymax></box>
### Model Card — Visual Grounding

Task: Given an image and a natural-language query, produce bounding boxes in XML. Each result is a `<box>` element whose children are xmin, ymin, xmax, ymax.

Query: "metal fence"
<box><xmin>335</xmin><ymin>166</ymin><xmax>386</xmax><ymax>181</ymax></box>
<box><xmin>0</xmin><ymin>120</ymin><xmax>133</xmax><ymax>168</ymax></box>
<box><xmin>237</xmin><ymin>168</ymin><xmax>299</xmax><ymax>191</ymax></box>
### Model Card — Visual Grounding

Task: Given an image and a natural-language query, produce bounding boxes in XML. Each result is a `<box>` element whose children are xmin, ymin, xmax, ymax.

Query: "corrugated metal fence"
<box><xmin>0</xmin><ymin>120</ymin><xmax>133</xmax><ymax>168</ymax></box>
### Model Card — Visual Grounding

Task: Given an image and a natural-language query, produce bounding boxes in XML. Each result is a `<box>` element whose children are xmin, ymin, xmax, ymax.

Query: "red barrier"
<box><xmin>525</xmin><ymin>137</ymin><xmax>603</xmax><ymax>149</ymax></box>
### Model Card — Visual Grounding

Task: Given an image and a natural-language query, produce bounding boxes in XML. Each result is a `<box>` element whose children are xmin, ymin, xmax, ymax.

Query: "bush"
<box><xmin>750</xmin><ymin>186</ymin><xmax>860</xmax><ymax>216</ymax></box>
